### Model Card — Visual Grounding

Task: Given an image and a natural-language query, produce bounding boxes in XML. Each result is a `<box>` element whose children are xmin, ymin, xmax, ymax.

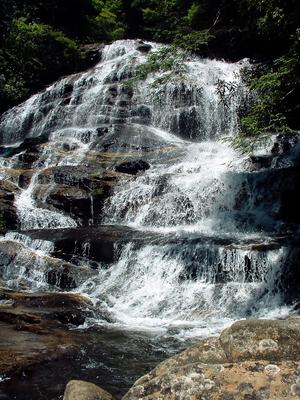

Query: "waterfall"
<box><xmin>0</xmin><ymin>40</ymin><xmax>295</xmax><ymax>338</ymax></box>
<box><xmin>79</xmin><ymin>242</ymin><xmax>288</xmax><ymax>337</ymax></box>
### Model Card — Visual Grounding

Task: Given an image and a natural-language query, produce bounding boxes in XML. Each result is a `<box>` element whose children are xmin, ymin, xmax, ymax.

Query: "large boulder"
<box><xmin>123</xmin><ymin>360</ymin><xmax>300</xmax><ymax>400</ymax></box>
<box><xmin>63</xmin><ymin>380</ymin><xmax>115</xmax><ymax>400</ymax></box>
<box><xmin>220</xmin><ymin>318</ymin><xmax>300</xmax><ymax>363</ymax></box>
<box><xmin>123</xmin><ymin>318</ymin><xmax>300</xmax><ymax>400</ymax></box>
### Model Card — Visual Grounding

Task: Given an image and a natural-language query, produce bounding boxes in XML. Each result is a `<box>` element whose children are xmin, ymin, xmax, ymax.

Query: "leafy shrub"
<box><xmin>0</xmin><ymin>18</ymin><xmax>82</xmax><ymax>112</ymax></box>
<box><xmin>128</xmin><ymin>45</ymin><xmax>189</xmax><ymax>91</ymax></box>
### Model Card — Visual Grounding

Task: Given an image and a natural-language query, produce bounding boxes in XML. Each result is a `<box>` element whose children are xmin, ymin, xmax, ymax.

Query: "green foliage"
<box><xmin>137</xmin><ymin>46</ymin><xmax>188</xmax><ymax>79</ymax></box>
<box><xmin>91</xmin><ymin>0</ymin><xmax>126</xmax><ymax>41</ymax></box>
<box><xmin>0</xmin><ymin>0</ymin><xmax>128</xmax><ymax>113</ymax></box>
<box><xmin>0</xmin><ymin>18</ymin><xmax>82</xmax><ymax>111</ymax></box>
<box><xmin>186</xmin><ymin>3</ymin><xmax>202</xmax><ymax>26</ymax></box>
<box><xmin>238</xmin><ymin>51</ymin><xmax>299</xmax><ymax>139</ymax></box>
<box><xmin>174</xmin><ymin>30</ymin><xmax>213</xmax><ymax>53</ymax></box>
<box><xmin>142</xmin><ymin>8</ymin><xmax>160</xmax><ymax>24</ymax></box>
<box><xmin>129</xmin><ymin>46</ymin><xmax>189</xmax><ymax>90</ymax></box>
<box><xmin>93</xmin><ymin>187</ymin><xmax>104</xmax><ymax>197</ymax></box>
<box><xmin>223</xmin><ymin>132</ymin><xmax>271</xmax><ymax>155</ymax></box>
<box><xmin>216</xmin><ymin>79</ymin><xmax>239</xmax><ymax>108</ymax></box>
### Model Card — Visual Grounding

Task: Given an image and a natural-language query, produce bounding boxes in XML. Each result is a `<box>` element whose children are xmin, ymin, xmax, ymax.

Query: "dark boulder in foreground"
<box><xmin>115</xmin><ymin>160</ymin><xmax>150</xmax><ymax>175</ymax></box>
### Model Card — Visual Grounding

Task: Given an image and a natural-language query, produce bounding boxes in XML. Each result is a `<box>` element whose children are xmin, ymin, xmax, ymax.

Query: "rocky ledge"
<box><xmin>65</xmin><ymin>317</ymin><xmax>300</xmax><ymax>400</ymax></box>
<box><xmin>0</xmin><ymin>288</ymin><xmax>92</xmax><ymax>376</ymax></box>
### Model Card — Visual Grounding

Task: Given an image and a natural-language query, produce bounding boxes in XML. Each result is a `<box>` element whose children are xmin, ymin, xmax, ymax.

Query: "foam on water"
<box><xmin>78</xmin><ymin>242</ymin><xmax>292</xmax><ymax>338</ymax></box>
<box><xmin>15</xmin><ymin>173</ymin><xmax>77</xmax><ymax>230</ymax></box>
<box><xmin>102</xmin><ymin>140</ymin><xmax>242</xmax><ymax>234</ymax></box>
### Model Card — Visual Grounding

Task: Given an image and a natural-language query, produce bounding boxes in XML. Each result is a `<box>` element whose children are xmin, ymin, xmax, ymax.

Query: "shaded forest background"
<box><xmin>0</xmin><ymin>0</ymin><xmax>299</xmax><ymax>139</ymax></box>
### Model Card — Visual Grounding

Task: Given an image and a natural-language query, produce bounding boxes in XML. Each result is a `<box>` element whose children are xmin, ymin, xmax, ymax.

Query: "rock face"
<box><xmin>25</xmin><ymin>225</ymin><xmax>159</xmax><ymax>265</ymax></box>
<box><xmin>115</xmin><ymin>160</ymin><xmax>150</xmax><ymax>175</ymax></box>
<box><xmin>0</xmin><ymin>239</ymin><xmax>96</xmax><ymax>290</ymax></box>
<box><xmin>122</xmin><ymin>318</ymin><xmax>300</xmax><ymax>400</ymax></box>
<box><xmin>63</xmin><ymin>380</ymin><xmax>115</xmax><ymax>400</ymax></box>
<box><xmin>0</xmin><ymin>180</ymin><xmax>19</xmax><ymax>232</ymax></box>
<box><xmin>35</xmin><ymin>165</ymin><xmax>119</xmax><ymax>225</ymax></box>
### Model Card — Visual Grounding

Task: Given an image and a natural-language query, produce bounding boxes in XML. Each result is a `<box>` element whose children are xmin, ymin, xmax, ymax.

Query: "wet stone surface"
<box><xmin>0</xmin><ymin>288</ymin><xmax>92</xmax><ymax>377</ymax></box>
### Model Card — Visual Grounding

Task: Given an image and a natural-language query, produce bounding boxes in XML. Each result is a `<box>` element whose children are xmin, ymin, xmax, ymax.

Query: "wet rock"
<box><xmin>80</xmin><ymin>43</ymin><xmax>104</xmax><ymax>65</ymax></box>
<box><xmin>0</xmin><ymin>239</ymin><xmax>95</xmax><ymax>290</ymax></box>
<box><xmin>43</xmin><ymin>185</ymin><xmax>96</xmax><ymax>224</ymax></box>
<box><xmin>136</xmin><ymin>43</ymin><xmax>152</xmax><ymax>53</ymax></box>
<box><xmin>35</xmin><ymin>166</ymin><xmax>118</xmax><ymax>224</ymax></box>
<box><xmin>46</xmin><ymin>268</ymin><xmax>77</xmax><ymax>290</ymax></box>
<box><xmin>0</xmin><ymin>287</ymin><xmax>91</xmax><ymax>309</ymax></box>
<box><xmin>271</xmin><ymin>132</ymin><xmax>299</xmax><ymax>155</ymax></box>
<box><xmin>18</xmin><ymin>169</ymin><xmax>34</xmax><ymax>189</ymax></box>
<box><xmin>0</xmin><ymin>134</ymin><xmax>48</xmax><ymax>159</ymax></box>
<box><xmin>17</xmin><ymin>146</ymin><xmax>40</xmax><ymax>168</ymax></box>
<box><xmin>64</xmin><ymin>380</ymin><xmax>115</xmax><ymax>400</ymax></box>
<box><xmin>0</xmin><ymin>288</ymin><xmax>93</xmax><ymax>326</ymax></box>
<box><xmin>278</xmin><ymin>247</ymin><xmax>300</xmax><ymax>306</ymax></box>
<box><xmin>18</xmin><ymin>151</ymin><xmax>39</xmax><ymax>164</ymax></box>
<box><xmin>131</xmin><ymin>105</ymin><xmax>152</xmax><ymax>125</ymax></box>
<box><xmin>229</xmin><ymin>165</ymin><xmax>300</xmax><ymax>229</ymax></box>
<box><xmin>123</xmin><ymin>318</ymin><xmax>300</xmax><ymax>400</ymax></box>
<box><xmin>0</xmin><ymin>288</ymin><xmax>92</xmax><ymax>375</ymax></box>
<box><xmin>25</xmin><ymin>225</ymin><xmax>158</xmax><ymax>265</ymax></box>
<box><xmin>63</xmin><ymin>142</ymin><xmax>79</xmax><ymax>152</ymax></box>
<box><xmin>0</xmin><ymin>180</ymin><xmax>19</xmax><ymax>232</ymax></box>
<box><xmin>171</xmin><ymin>107</ymin><xmax>200</xmax><ymax>139</ymax></box>
<box><xmin>244</xmin><ymin>132</ymin><xmax>300</xmax><ymax>172</ymax></box>
<box><xmin>25</xmin><ymin>226</ymin><xmax>128</xmax><ymax>264</ymax></box>
<box><xmin>115</xmin><ymin>160</ymin><xmax>150</xmax><ymax>175</ymax></box>
<box><xmin>37</xmin><ymin>165</ymin><xmax>102</xmax><ymax>186</ymax></box>
<box><xmin>278</xmin><ymin>167</ymin><xmax>300</xmax><ymax>224</ymax></box>
<box><xmin>249</xmin><ymin>155</ymin><xmax>273</xmax><ymax>170</ymax></box>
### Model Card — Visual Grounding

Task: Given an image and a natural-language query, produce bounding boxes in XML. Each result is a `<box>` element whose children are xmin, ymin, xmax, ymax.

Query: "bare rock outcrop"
<box><xmin>122</xmin><ymin>318</ymin><xmax>300</xmax><ymax>400</ymax></box>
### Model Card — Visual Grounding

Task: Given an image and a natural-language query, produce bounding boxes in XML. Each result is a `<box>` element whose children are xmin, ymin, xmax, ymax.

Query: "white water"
<box><xmin>80</xmin><ymin>242</ymin><xmax>291</xmax><ymax>338</ymax></box>
<box><xmin>0</xmin><ymin>40</ymin><xmax>294</xmax><ymax>339</ymax></box>
<box><xmin>15</xmin><ymin>173</ymin><xmax>77</xmax><ymax>230</ymax></box>
<box><xmin>102</xmin><ymin>140</ymin><xmax>244</xmax><ymax>234</ymax></box>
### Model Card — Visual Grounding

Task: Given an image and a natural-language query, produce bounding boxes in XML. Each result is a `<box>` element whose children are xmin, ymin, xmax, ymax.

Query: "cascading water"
<box><xmin>0</xmin><ymin>40</ymin><xmax>296</xmax><ymax>340</ymax></box>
